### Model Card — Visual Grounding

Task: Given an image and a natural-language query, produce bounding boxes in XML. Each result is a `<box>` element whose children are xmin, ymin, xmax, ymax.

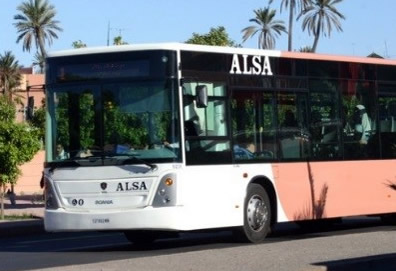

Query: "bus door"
<box><xmin>277</xmin><ymin>90</ymin><xmax>310</xmax><ymax>160</ymax></box>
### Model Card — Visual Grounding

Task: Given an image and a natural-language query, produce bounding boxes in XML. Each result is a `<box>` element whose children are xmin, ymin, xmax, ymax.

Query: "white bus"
<box><xmin>44</xmin><ymin>43</ymin><xmax>396</xmax><ymax>243</ymax></box>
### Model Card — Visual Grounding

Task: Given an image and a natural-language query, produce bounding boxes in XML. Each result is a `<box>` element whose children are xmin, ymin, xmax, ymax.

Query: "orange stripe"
<box><xmin>273</xmin><ymin>160</ymin><xmax>396</xmax><ymax>221</ymax></box>
<box><xmin>281</xmin><ymin>51</ymin><xmax>396</xmax><ymax>66</ymax></box>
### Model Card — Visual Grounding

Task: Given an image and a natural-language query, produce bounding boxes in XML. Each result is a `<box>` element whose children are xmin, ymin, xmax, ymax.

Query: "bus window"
<box><xmin>231</xmin><ymin>91</ymin><xmax>277</xmax><ymax>161</ymax></box>
<box><xmin>341</xmin><ymin>80</ymin><xmax>378</xmax><ymax>159</ymax></box>
<box><xmin>277</xmin><ymin>92</ymin><xmax>309</xmax><ymax>160</ymax></box>
<box><xmin>309</xmin><ymin>82</ymin><xmax>342</xmax><ymax>160</ymax></box>
<box><xmin>183</xmin><ymin>81</ymin><xmax>231</xmax><ymax>165</ymax></box>
<box><xmin>53</xmin><ymin>92</ymin><xmax>70</xmax><ymax>160</ymax></box>
<box><xmin>103</xmin><ymin>82</ymin><xmax>178</xmax><ymax>152</ymax></box>
<box><xmin>52</xmin><ymin>89</ymin><xmax>98</xmax><ymax>160</ymax></box>
<box><xmin>377</xmin><ymin>94</ymin><xmax>396</xmax><ymax>158</ymax></box>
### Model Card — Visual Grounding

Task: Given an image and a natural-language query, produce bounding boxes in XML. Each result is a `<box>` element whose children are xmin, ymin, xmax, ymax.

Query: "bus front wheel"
<box><xmin>235</xmin><ymin>183</ymin><xmax>272</xmax><ymax>243</ymax></box>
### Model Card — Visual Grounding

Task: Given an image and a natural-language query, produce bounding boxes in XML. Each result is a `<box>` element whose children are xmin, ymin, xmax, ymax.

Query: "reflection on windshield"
<box><xmin>49</xmin><ymin>80</ymin><xmax>180</xmax><ymax>164</ymax></box>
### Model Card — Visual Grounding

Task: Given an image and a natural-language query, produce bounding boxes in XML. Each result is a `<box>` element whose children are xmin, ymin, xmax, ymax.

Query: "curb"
<box><xmin>0</xmin><ymin>219</ymin><xmax>45</xmax><ymax>238</ymax></box>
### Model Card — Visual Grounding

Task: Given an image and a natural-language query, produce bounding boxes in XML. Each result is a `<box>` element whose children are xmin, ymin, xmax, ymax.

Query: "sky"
<box><xmin>0</xmin><ymin>0</ymin><xmax>395</xmax><ymax>67</ymax></box>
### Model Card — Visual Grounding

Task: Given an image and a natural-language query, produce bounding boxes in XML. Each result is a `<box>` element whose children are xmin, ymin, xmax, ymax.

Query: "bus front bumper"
<box><xmin>44</xmin><ymin>206</ymin><xmax>187</xmax><ymax>232</ymax></box>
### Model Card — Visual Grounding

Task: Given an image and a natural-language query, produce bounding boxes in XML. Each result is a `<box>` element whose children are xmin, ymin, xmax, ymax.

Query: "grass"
<box><xmin>1</xmin><ymin>213</ymin><xmax>37</xmax><ymax>221</ymax></box>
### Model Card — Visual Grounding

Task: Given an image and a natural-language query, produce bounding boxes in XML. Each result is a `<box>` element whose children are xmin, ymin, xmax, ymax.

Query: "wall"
<box><xmin>14</xmin><ymin>150</ymin><xmax>45</xmax><ymax>195</ymax></box>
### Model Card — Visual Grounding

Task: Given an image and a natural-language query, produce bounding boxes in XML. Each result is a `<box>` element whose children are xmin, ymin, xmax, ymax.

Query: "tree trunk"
<box><xmin>1</xmin><ymin>183</ymin><xmax>5</xmax><ymax>220</ymax></box>
<box><xmin>263</xmin><ymin>32</ymin><xmax>268</xmax><ymax>49</ymax></box>
<box><xmin>36</xmin><ymin>32</ymin><xmax>47</xmax><ymax>58</ymax></box>
<box><xmin>4</xmin><ymin>78</ymin><xmax>10</xmax><ymax>102</ymax></box>
<box><xmin>312</xmin><ymin>17</ymin><xmax>322</xmax><ymax>53</ymax></box>
<box><xmin>312</xmin><ymin>35</ymin><xmax>320</xmax><ymax>53</ymax></box>
<box><xmin>1</xmin><ymin>75</ymin><xmax>5</xmax><ymax>96</ymax></box>
<box><xmin>288</xmin><ymin>1</ymin><xmax>294</xmax><ymax>51</ymax></box>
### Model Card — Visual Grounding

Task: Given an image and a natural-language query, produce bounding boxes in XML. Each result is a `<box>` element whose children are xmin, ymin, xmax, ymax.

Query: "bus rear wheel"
<box><xmin>235</xmin><ymin>183</ymin><xmax>272</xmax><ymax>243</ymax></box>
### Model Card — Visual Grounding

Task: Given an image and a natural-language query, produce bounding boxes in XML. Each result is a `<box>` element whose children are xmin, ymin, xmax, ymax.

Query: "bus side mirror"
<box><xmin>195</xmin><ymin>85</ymin><xmax>208</xmax><ymax>108</ymax></box>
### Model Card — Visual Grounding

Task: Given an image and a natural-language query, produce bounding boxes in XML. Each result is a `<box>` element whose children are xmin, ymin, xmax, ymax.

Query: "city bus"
<box><xmin>44</xmin><ymin>43</ymin><xmax>396</xmax><ymax>243</ymax></box>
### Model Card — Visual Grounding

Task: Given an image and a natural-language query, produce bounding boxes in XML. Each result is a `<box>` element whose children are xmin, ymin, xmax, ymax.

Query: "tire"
<box><xmin>235</xmin><ymin>183</ymin><xmax>272</xmax><ymax>243</ymax></box>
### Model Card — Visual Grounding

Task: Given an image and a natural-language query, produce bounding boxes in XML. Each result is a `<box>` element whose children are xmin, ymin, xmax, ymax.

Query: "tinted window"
<box><xmin>378</xmin><ymin>65</ymin><xmax>396</xmax><ymax>82</ymax></box>
<box><xmin>181</xmin><ymin>51</ymin><xmax>229</xmax><ymax>72</ymax></box>
<box><xmin>341</xmin><ymin>80</ymin><xmax>378</xmax><ymax>159</ymax></box>
<box><xmin>277</xmin><ymin>91</ymin><xmax>309</xmax><ymax>160</ymax></box>
<box><xmin>232</xmin><ymin>91</ymin><xmax>277</xmax><ymax>162</ymax></box>
<box><xmin>309</xmin><ymin>80</ymin><xmax>342</xmax><ymax>160</ymax></box>
<box><xmin>339</xmin><ymin>63</ymin><xmax>376</xmax><ymax>80</ymax></box>
<box><xmin>47</xmin><ymin>50</ymin><xmax>177</xmax><ymax>83</ymax></box>
<box><xmin>377</xmin><ymin>85</ymin><xmax>396</xmax><ymax>158</ymax></box>
<box><xmin>308</xmin><ymin>60</ymin><xmax>339</xmax><ymax>78</ymax></box>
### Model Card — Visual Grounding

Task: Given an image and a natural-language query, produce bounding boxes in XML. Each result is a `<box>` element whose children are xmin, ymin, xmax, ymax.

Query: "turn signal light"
<box><xmin>165</xmin><ymin>178</ymin><xmax>173</xmax><ymax>186</ymax></box>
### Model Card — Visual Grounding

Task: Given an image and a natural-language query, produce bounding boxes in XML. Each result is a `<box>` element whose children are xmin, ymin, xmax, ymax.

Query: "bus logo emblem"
<box><xmin>100</xmin><ymin>182</ymin><xmax>107</xmax><ymax>191</ymax></box>
<box><xmin>229</xmin><ymin>54</ymin><xmax>273</xmax><ymax>76</ymax></box>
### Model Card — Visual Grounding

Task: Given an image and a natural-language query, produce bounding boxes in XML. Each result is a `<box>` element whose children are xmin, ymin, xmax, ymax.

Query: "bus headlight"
<box><xmin>153</xmin><ymin>173</ymin><xmax>177</xmax><ymax>207</ymax></box>
<box><xmin>44</xmin><ymin>176</ymin><xmax>60</xmax><ymax>210</ymax></box>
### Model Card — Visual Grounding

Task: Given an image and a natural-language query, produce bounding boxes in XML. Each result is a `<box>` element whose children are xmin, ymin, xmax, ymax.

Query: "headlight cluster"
<box><xmin>44</xmin><ymin>176</ymin><xmax>60</xmax><ymax>210</ymax></box>
<box><xmin>152</xmin><ymin>173</ymin><xmax>177</xmax><ymax>207</ymax></box>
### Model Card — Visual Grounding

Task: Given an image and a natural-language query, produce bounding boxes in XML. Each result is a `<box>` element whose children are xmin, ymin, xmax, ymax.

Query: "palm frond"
<box><xmin>241</xmin><ymin>7</ymin><xmax>286</xmax><ymax>49</ymax></box>
<box><xmin>299</xmin><ymin>0</ymin><xmax>345</xmax><ymax>51</ymax></box>
<box><xmin>13</xmin><ymin>0</ymin><xmax>63</xmax><ymax>56</ymax></box>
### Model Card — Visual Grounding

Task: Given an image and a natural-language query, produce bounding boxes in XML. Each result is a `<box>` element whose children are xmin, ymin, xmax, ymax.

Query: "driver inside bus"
<box><xmin>55</xmin><ymin>144</ymin><xmax>69</xmax><ymax>160</ymax></box>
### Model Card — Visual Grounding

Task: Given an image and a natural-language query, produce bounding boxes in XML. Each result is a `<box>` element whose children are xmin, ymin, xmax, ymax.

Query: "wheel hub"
<box><xmin>247</xmin><ymin>195</ymin><xmax>268</xmax><ymax>232</ymax></box>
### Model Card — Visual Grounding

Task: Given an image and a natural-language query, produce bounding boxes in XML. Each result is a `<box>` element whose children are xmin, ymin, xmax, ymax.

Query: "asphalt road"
<box><xmin>0</xmin><ymin>217</ymin><xmax>395</xmax><ymax>271</ymax></box>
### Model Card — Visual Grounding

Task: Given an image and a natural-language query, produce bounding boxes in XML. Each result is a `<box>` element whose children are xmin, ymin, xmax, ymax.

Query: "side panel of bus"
<box><xmin>273</xmin><ymin>160</ymin><xmax>396</xmax><ymax>221</ymax></box>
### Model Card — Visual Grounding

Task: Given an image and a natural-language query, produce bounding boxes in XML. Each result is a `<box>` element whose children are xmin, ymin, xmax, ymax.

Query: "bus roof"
<box><xmin>47</xmin><ymin>42</ymin><xmax>396</xmax><ymax>66</ymax></box>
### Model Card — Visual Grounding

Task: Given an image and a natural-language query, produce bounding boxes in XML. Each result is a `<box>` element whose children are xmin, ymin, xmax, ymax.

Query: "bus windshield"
<box><xmin>46</xmin><ymin>79</ymin><xmax>181</xmax><ymax>166</ymax></box>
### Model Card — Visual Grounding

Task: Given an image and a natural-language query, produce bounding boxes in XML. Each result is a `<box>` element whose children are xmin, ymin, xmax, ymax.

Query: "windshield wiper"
<box><xmin>47</xmin><ymin>159</ymin><xmax>81</xmax><ymax>173</ymax></box>
<box><xmin>85</xmin><ymin>152</ymin><xmax>158</xmax><ymax>171</ymax></box>
<box><xmin>47</xmin><ymin>153</ymin><xmax>158</xmax><ymax>171</ymax></box>
<box><xmin>121</xmin><ymin>156</ymin><xmax>158</xmax><ymax>171</ymax></box>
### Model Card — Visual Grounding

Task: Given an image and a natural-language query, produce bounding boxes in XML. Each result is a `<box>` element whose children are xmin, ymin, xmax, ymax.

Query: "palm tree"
<box><xmin>298</xmin><ymin>0</ymin><xmax>345</xmax><ymax>52</ymax></box>
<box><xmin>113</xmin><ymin>36</ymin><xmax>128</xmax><ymax>45</ymax></box>
<box><xmin>72</xmin><ymin>40</ymin><xmax>87</xmax><ymax>49</ymax></box>
<box><xmin>242</xmin><ymin>7</ymin><xmax>287</xmax><ymax>49</ymax></box>
<box><xmin>269</xmin><ymin>0</ymin><xmax>312</xmax><ymax>51</ymax></box>
<box><xmin>13</xmin><ymin>0</ymin><xmax>63</xmax><ymax>57</ymax></box>
<box><xmin>299</xmin><ymin>45</ymin><xmax>313</xmax><ymax>52</ymax></box>
<box><xmin>32</xmin><ymin>51</ymin><xmax>45</xmax><ymax>74</ymax></box>
<box><xmin>0</xmin><ymin>51</ymin><xmax>22</xmax><ymax>102</ymax></box>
